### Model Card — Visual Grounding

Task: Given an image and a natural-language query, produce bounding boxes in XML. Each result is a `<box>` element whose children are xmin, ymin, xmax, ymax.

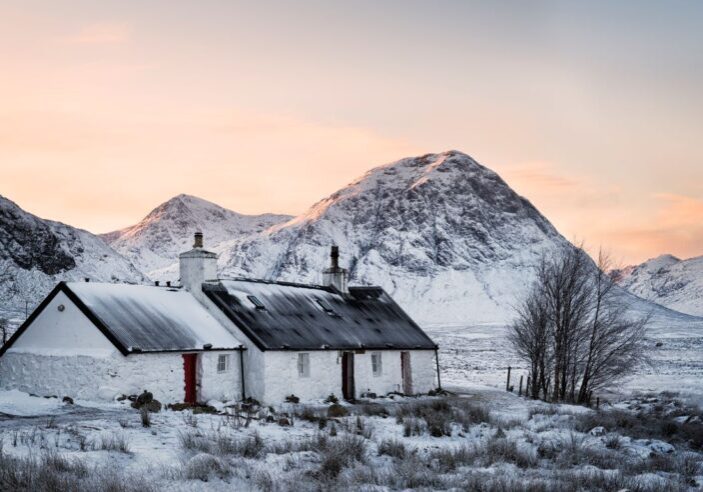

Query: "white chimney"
<box><xmin>179</xmin><ymin>232</ymin><xmax>218</xmax><ymax>292</ymax></box>
<box><xmin>322</xmin><ymin>245</ymin><xmax>348</xmax><ymax>293</ymax></box>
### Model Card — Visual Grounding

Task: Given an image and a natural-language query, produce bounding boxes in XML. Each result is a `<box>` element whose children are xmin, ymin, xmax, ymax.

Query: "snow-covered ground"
<box><xmin>428</xmin><ymin>317</ymin><xmax>703</xmax><ymax>399</ymax></box>
<box><xmin>0</xmin><ymin>384</ymin><xmax>701</xmax><ymax>491</ymax></box>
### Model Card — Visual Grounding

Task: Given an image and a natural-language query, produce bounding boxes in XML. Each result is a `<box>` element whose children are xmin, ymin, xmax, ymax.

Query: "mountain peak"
<box><xmin>221</xmin><ymin>151</ymin><xmax>567</xmax><ymax>324</ymax></box>
<box><xmin>102</xmin><ymin>195</ymin><xmax>292</xmax><ymax>279</ymax></box>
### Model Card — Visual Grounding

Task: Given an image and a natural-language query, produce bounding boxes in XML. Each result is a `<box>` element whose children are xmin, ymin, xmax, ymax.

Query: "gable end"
<box><xmin>0</xmin><ymin>282</ymin><xmax>130</xmax><ymax>357</ymax></box>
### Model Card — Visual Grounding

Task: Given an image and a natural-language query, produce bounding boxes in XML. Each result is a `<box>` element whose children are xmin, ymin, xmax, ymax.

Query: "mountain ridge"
<box><xmin>101</xmin><ymin>194</ymin><xmax>292</xmax><ymax>279</ymax></box>
<box><xmin>0</xmin><ymin>195</ymin><xmax>145</xmax><ymax>319</ymax></box>
<box><xmin>614</xmin><ymin>253</ymin><xmax>703</xmax><ymax>317</ymax></box>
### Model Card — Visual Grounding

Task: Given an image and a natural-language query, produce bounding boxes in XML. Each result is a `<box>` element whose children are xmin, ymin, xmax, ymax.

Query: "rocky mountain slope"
<box><xmin>0</xmin><ymin>195</ymin><xmax>144</xmax><ymax>320</ymax></box>
<box><xmin>219</xmin><ymin>151</ymin><xmax>573</xmax><ymax>325</ymax></box>
<box><xmin>613</xmin><ymin>254</ymin><xmax>703</xmax><ymax>317</ymax></box>
<box><xmin>101</xmin><ymin>194</ymin><xmax>291</xmax><ymax>280</ymax></box>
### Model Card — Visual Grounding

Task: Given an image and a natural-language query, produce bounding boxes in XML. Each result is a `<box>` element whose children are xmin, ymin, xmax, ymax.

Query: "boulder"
<box><xmin>589</xmin><ymin>426</ymin><xmax>606</xmax><ymax>437</ymax></box>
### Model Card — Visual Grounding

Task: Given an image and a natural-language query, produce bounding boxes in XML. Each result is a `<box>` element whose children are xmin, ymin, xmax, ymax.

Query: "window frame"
<box><xmin>247</xmin><ymin>295</ymin><xmax>266</xmax><ymax>310</ymax></box>
<box><xmin>371</xmin><ymin>352</ymin><xmax>382</xmax><ymax>377</ymax></box>
<box><xmin>217</xmin><ymin>354</ymin><xmax>230</xmax><ymax>373</ymax></box>
<box><xmin>297</xmin><ymin>352</ymin><xmax>310</xmax><ymax>378</ymax></box>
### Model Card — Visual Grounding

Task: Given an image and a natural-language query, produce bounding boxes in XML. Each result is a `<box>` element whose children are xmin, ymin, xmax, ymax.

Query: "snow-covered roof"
<box><xmin>1</xmin><ymin>282</ymin><xmax>242</xmax><ymax>356</ymax></box>
<box><xmin>203</xmin><ymin>279</ymin><xmax>437</xmax><ymax>351</ymax></box>
<box><xmin>66</xmin><ymin>282</ymin><xmax>241</xmax><ymax>353</ymax></box>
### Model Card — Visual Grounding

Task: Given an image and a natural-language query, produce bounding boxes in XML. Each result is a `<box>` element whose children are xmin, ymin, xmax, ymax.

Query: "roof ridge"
<box><xmin>216</xmin><ymin>276</ymin><xmax>334</xmax><ymax>291</ymax></box>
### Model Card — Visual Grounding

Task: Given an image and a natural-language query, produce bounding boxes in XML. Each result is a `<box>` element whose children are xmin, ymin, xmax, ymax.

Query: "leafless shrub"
<box><xmin>316</xmin><ymin>434</ymin><xmax>366</xmax><ymax>478</ymax></box>
<box><xmin>377</xmin><ymin>438</ymin><xmax>407</xmax><ymax>459</ymax></box>
<box><xmin>0</xmin><ymin>448</ymin><xmax>155</xmax><ymax>492</ymax></box>
<box><xmin>93</xmin><ymin>432</ymin><xmax>131</xmax><ymax>453</ymax></box>
<box><xmin>402</xmin><ymin>417</ymin><xmax>426</xmax><ymax>437</ymax></box>
<box><xmin>178</xmin><ymin>429</ymin><xmax>265</xmax><ymax>458</ymax></box>
<box><xmin>181</xmin><ymin>411</ymin><xmax>198</xmax><ymax>428</ymax></box>
<box><xmin>184</xmin><ymin>453</ymin><xmax>230</xmax><ymax>481</ymax></box>
<box><xmin>603</xmin><ymin>433</ymin><xmax>622</xmax><ymax>449</ymax></box>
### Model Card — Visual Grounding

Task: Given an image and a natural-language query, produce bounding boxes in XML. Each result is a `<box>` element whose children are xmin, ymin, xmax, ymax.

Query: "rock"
<box><xmin>589</xmin><ymin>426</ymin><xmax>606</xmax><ymax>436</ymax></box>
<box><xmin>136</xmin><ymin>391</ymin><xmax>153</xmax><ymax>406</ymax></box>
<box><xmin>185</xmin><ymin>453</ymin><xmax>229</xmax><ymax>481</ymax></box>
<box><xmin>648</xmin><ymin>440</ymin><xmax>675</xmax><ymax>454</ymax></box>
<box><xmin>62</xmin><ymin>396</ymin><xmax>74</xmax><ymax>405</ymax></box>
<box><xmin>327</xmin><ymin>403</ymin><xmax>348</xmax><ymax>418</ymax></box>
<box><xmin>144</xmin><ymin>400</ymin><xmax>162</xmax><ymax>413</ymax></box>
<box><xmin>277</xmin><ymin>417</ymin><xmax>291</xmax><ymax>427</ymax></box>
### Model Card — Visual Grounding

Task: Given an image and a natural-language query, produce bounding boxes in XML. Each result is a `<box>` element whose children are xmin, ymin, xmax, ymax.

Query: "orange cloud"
<box><xmin>64</xmin><ymin>22</ymin><xmax>131</xmax><ymax>45</ymax></box>
<box><xmin>605</xmin><ymin>193</ymin><xmax>703</xmax><ymax>264</ymax></box>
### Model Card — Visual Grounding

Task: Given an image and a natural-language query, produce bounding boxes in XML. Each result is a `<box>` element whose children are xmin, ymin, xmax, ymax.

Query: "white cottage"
<box><xmin>0</xmin><ymin>234</ymin><xmax>440</xmax><ymax>404</ymax></box>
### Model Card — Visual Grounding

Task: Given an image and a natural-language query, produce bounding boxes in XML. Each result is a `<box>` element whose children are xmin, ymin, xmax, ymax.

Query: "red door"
<box><xmin>183</xmin><ymin>354</ymin><xmax>197</xmax><ymax>404</ymax></box>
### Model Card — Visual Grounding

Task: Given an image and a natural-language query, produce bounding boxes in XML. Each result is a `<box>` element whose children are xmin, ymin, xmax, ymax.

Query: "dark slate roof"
<box><xmin>0</xmin><ymin>282</ymin><xmax>242</xmax><ymax>357</ymax></box>
<box><xmin>202</xmin><ymin>279</ymin><xmax>437</xmax><ymax>351</ymax></box>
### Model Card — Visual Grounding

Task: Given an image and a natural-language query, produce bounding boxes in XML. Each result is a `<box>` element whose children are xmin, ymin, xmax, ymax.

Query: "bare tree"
<box><xmin>510</xmin><ymin>246</ymin><xmax>650</xmax><ymax>403</ymax></box>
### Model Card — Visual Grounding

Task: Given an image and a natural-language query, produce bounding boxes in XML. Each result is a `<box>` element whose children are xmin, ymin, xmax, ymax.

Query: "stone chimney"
<box><xmin>322</xmin><ymin>245</ymin><xmax>348</xmax><ymax>293</ymax></box>
<box><xmin>179</xmin><ymin>231</ymin><xmax>218</xmax><ymax>292</ymax></box>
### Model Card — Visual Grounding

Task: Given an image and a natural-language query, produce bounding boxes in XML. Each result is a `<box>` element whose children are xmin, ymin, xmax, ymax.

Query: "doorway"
<box><xmin>183</xmin><ymin>353</ymin><xmax>198</xmax><ymax>404</ymax></box>
<box><xmin>341</xmin><ymin>352</ymin><xmax>355</xmax><ymax>401</ymax></box>
<box><xmin>400</xmin><ymin>351</ymin><xmax>413</xmax><ymax>395</ymax></box>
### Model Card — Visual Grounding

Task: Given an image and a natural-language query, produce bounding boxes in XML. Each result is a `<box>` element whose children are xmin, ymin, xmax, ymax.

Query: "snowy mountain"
<box><xmin>219</xmin><ymin>151</ymin><xmax>572</xmax><ymax>325</ymax></box>
<box><xmin>0</xmin><ymin>195</ymin><xmax>144</xmax><ymax>320</ymax></box>
<box><xmin>613</xmin><ymin>254</ymin><xmax>703</xmax><ymax>317</ymax></box>
<box><xmin>101</xmin><ymin>194</ymin><xmax>291</xmax><ymax>280</ymax></box>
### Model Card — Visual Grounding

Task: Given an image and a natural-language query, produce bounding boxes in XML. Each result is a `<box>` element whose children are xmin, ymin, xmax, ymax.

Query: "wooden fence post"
<box><xmin>518</xmin><ymin>375</ymin><xmax>523</xmax><ymax>396</ymax></box>
<box><xmin>506</xmin><ymin>366</ymin><xmax>512</xmax><ymax>392</ymax></box>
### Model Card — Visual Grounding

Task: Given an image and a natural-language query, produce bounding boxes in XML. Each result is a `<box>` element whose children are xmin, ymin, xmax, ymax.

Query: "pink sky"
<box><xmin>1</xmin><ymin>1</ymin><xmax>701</xmax><ymax>266</ymax></box>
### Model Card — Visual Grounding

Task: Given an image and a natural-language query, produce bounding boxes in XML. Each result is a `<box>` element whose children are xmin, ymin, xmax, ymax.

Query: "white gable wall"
<box><xmin>9</xmin><ymin>290</ymin><xmax>118</xmax><ymax>356</ymax></box>
<box><xmin>0</xmin><ymin>290</ymin><xmax>242</xmax><ymax>403</ymax></box>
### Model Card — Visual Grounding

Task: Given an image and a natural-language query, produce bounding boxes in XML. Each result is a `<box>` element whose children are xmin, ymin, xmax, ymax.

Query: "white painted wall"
<box><xmin>406</xmin><ymin>350</ymin><xmax>439</xmax><ymax>394</ymax></box>
<box><xmin>260</xmin><ymin>349</ymin><xmax>438</xmax><ymax>403</ymax></box>
<box><xmin>9</xmin><ymin>291</ymin><xmax>118</xmax><ymax>357</ymax></box>
<box><xmin>0</xmin><ymin>290</ymin><xmax>243</xmax><ymax>403</ymax></box>
<box><xmin>185</xmin><ymin>282</ymin><xmax>267</xmax><ymax>402</ymax></box>
<box><xmin>263</xmin><ymin>351</ymin><xmax>341</xmax><ymax>403</ymax></box>
<box><xmin>0</xmin><ymin>350</ymin><xmax>242</xmax><ymax>403</ymax></box>
<box><xmin>198</xmin><ymin>351</ymin><xmax>242</xmax><ymax>402</ymax></box>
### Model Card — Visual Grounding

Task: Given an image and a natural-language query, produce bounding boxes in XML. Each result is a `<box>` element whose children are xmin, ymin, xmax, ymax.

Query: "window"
<box><xmin>217</xmin><ymin>354</ymin><xmax>230</xmax><ymax>373</ymax></box>
<box><xmin>247</xmin><ymin>295</ymin><xmax>266</xmax><ymax>310</ymax></box>
<box><xmin>297</xmin><ymin>353</ymin><xmax>310</xmax><ymax>378</ymax></box>
<box><xmin>315</xmin><ymin>298</ymin><xmax>337</xmax><ymax>316</ymax></box>
<box><xmin>371</xmin><ymin>352</ymin><xmax>382</xmax><ymax>377</ymax></box>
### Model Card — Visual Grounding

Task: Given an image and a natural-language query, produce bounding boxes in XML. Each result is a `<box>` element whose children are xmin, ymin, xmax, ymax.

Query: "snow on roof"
<box><xmin>203</xmin><ymin>279</ymin><xmax>437</xmax><ymax>351</ymax></box>
<box><xmin>66</xmin><ymin>282</ymin><xmax>241</xmax><ymax>353</ymax></box>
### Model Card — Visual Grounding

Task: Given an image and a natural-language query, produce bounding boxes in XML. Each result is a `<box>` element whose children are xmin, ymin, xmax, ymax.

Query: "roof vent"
<box><xmin>154</xmin><ymin>281</ymin><xmax>160</xmax><ymax>287</ymax></box>
<box><xmin>203</xmin><ymin>343</ymin><xmax>213</xmax><ymax>350</ymax></box>
<box><xmin>193</xmin><ymin>231</ymin><xmax>203</xmax><ymax>248</ymax></box>
<box><xmin>84</xmin><ymin>278</ymin><xmax>90</xmax><ymax>283</ymax></box>
<box><xmin>166</xmin><ymin>281</ymin><xmax>171</xmax><ymax>287</ymax></box>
